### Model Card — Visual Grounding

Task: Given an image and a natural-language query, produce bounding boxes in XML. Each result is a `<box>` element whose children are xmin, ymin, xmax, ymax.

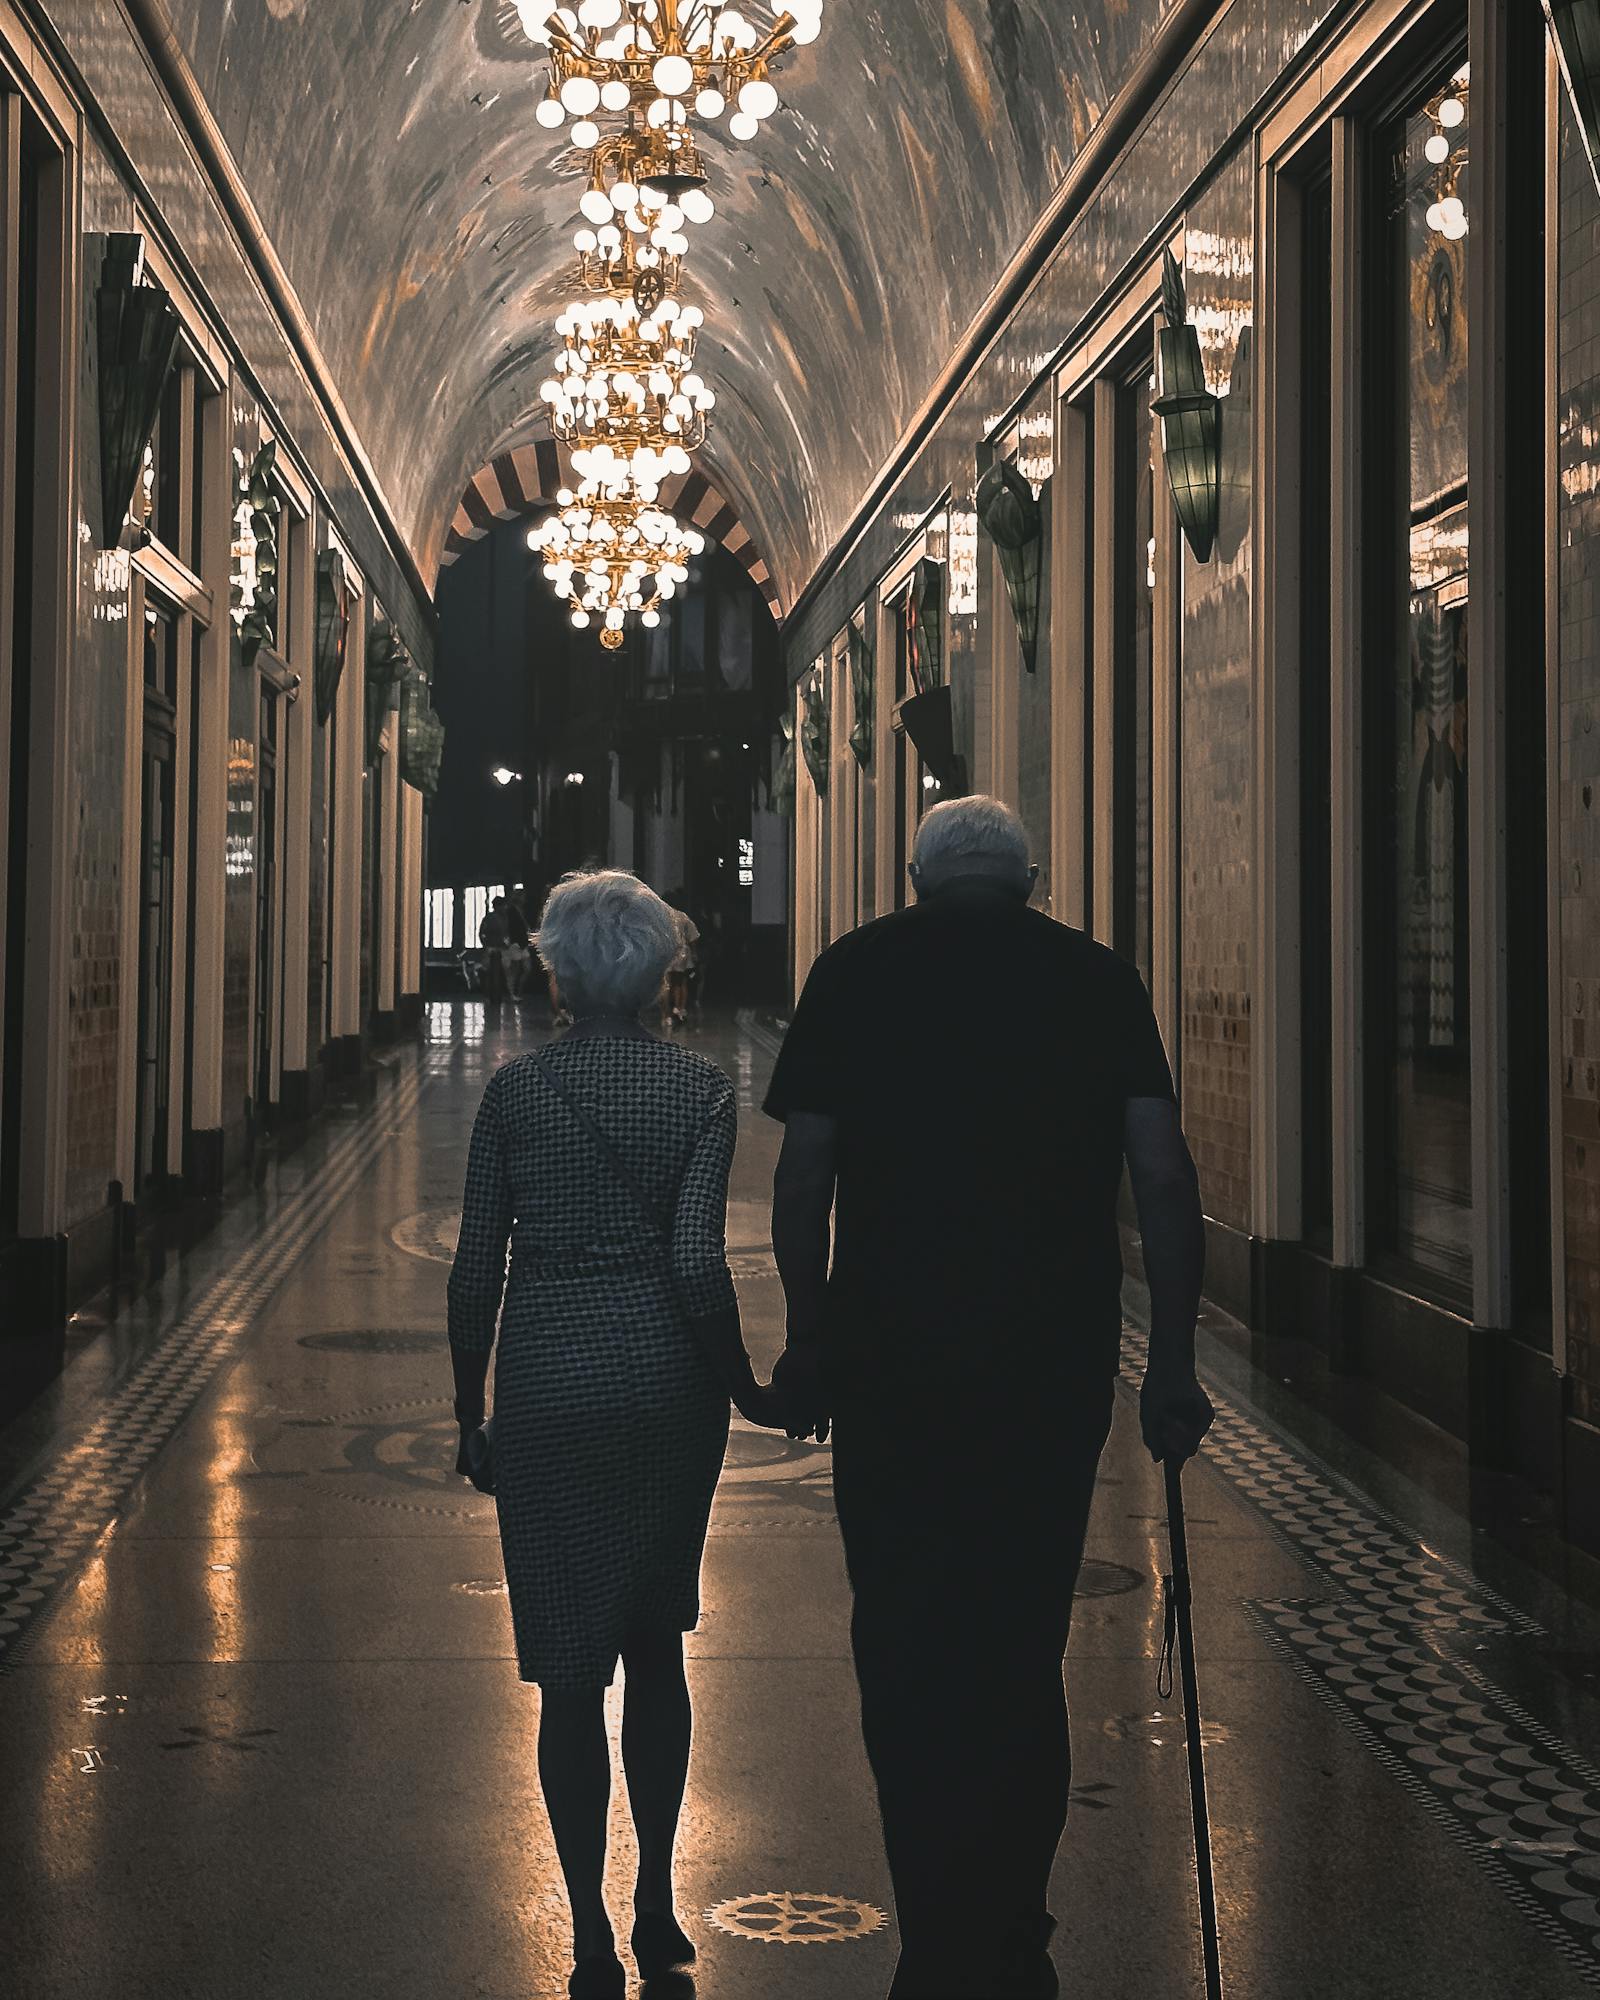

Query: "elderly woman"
<box><xmin>447</xmin><ymin>870</ymin><xmax>779</xmax><ymax>1999</ymax></box>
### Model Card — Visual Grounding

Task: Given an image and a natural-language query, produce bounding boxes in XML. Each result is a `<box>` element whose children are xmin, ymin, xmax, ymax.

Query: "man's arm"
<box><xmin>1124</xmin><ymin>1097</ymin><xmax>1213</xmax><ymax>1462</ymax></box>
<box><xmin>770</xmin><ymin>1112</ymin><xmax>837</xmax><ymax>1435</ymax></box>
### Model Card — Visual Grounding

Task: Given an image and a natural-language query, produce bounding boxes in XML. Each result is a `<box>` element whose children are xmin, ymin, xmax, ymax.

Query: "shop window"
<box><xmin>1300</xmin><ymin>169</ymin><xmax>1335</xmax><ymax>1247</ymax></box>
<box><xmin>1</xmin><ymin>110</ymin><xmax>45</xmax><ymax>1234</ymax></box>
<box><xmin>1366</xmin><ymin>53</ymin><xmax>1473</xmax><ymax>1298</ymax></box>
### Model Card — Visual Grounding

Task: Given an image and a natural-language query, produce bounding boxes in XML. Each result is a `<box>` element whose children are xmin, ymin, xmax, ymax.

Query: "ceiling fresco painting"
<box><xmin>155</xmin><ymin>1</ymin><xmax>1179</xmax><ymax>606</ymax></box>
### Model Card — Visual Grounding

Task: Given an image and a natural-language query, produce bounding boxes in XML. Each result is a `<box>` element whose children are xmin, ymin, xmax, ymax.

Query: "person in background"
<box><xmin>479</xmin><ymin>894</ymin><xmax>511</xmax><ymax>1007</ymax></box>
<box><xmin>447</xmin><ymin>870</ymin><xmax>788</xmax><ymax>1999</ymax></box>
<box><xmin>763</xmin><ymin>795</ymin><xmax>1214</xmax><ymax>2000</ymax></box>
<box><xmin>663</xmin><ymin>889</ymin><xmax>699</xmax><ymax>1029</ymax></box>
<box><xmin>505</xmin><ymin>885</ymin><xmax>533</xmax><ymax>999</ymax></box>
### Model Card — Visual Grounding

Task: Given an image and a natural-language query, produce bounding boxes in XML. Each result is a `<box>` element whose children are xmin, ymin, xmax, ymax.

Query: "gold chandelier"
<box><xmin>531</xmin><ymin>479</ymin><xmax>706</xmax><ymax>647</ymax></box>
<box><xmin>540</xmin><ymin>294</ymin><xmax>713</xmax><ymax>480</ymax></box>
<box><xmin>571</xmin><ymin>126</ymin><xmax>714</xmax><ymax>302</ymax></box>
<box><xmin>519</xmin><ymin>1</ymin><xmax>823</xmax><ymax>151</ymax></box>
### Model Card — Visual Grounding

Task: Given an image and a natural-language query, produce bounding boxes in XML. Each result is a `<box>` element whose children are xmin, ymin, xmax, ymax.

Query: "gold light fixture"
<box><xmin>572</xmin><ymin>125</ymin><xmax>714</xmax><ymax>301</ymax></box>
<box><xmin>540</xmin><ymin>294</ymin><xmax>713</xmax><ymax>487</ymax></box>
<box><xmin>518</xmin><ymin>0</ymin><xmax>821</xmax><ymax>157</ymax></box>
<box><xmin>530</xmin><ymin>476</ymin><xmax>706</xmax><ymax>646</ymax></box>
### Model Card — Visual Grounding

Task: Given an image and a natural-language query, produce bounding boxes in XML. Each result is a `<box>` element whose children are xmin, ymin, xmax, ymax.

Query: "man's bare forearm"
<box><xmin>771</xmin><ymin>1173</ymin><xmax>833</xmax><ymax>1345</ymax></box>
<box><xmin>1134</xmin><ymin>1162</ymin><xmax>1206</xmax><ymax>1370</ymax></box>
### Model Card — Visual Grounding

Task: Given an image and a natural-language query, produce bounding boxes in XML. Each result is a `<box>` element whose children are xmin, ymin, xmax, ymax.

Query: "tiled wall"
<box><xmin>1558</xmin><ymin>93</ymin><xmax>1600</xmax><ymax>1427</ymax></box>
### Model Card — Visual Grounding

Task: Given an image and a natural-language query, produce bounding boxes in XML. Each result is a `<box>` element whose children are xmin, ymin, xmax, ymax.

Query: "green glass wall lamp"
<box><xmin>365</xmin><ymin>620</ymin><xmax>409</xmax><ymax>764</ymax></box>
<box><xmin>1152</xmin><ymin>248</ymin><xmax>1222</xmax><ymax>564</ymax></box>
<box><xmin>975</xmin><ymin>458</ymin><xmax>1043</xmax><ymax>672</ymax></box>
<box><xmin>399</xmin><ymin>661</ymin><xmax>445</xmax><ymax>795</ymax></box>
<box><xmin>314</xmin><ymin>547</ymin><xmax>352</xmax><ymax>725</ymax></box>
<box><xmin>848</xmin><ymin>607</ymin><xmax>874</xmax><ymax>767</ymax></box>
<box><xmin>801</xmin><ymin>668</ymin><xmax>829</xmax><ymax>796</ymax></box>
<box><xmin>896</xmin><ymin>557</ymin><xmax>967</xmax><ymax>794</ymax></box>
<box><xmin>96</xmin><ymin>233</ymin><xmax>182</xmax><ymax>549</ymax></box>
<box><xmin>771</xmin><ymin>709</ymin><xmax>797</xmax><ymax>816</ymax></box>
<box><xmin>1547</xmin><ymin>2</ymin><xmax>1600</xmax><ymax>196</ymax></box>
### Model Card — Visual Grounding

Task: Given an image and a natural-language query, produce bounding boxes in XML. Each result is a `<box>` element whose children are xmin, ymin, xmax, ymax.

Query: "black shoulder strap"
<box><xmin>531</xmin><ymin>1048</ymin><xmax>673</xmax><ymax>1239</ymax></box>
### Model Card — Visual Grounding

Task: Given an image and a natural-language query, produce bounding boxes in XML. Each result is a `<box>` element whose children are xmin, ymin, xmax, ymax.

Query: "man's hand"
<box><xmin>771</xmin><ymin>1344</ymin><xmax>830</xmax><ymax>1444</ymax></box>
<box><xmin>732</xmin><ymin>1380</ymin><xmax>788</xmax><ymax>1429</ymax></box>
<box><xmin>1140</xmin><ymin>1362</ymin><xmax>1215</xmax><ymax>1465</ymax></box>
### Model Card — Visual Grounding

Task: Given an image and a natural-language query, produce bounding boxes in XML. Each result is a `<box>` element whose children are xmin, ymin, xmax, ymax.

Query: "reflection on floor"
<box><xmin>2</xmin><ymin>1004</ymin><xmax>1600</xmax><ymax>1998</ymax></box>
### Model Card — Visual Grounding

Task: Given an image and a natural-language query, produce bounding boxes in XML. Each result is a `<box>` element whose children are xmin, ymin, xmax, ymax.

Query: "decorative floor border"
<box><xmin>0</xmin><ymin>1063</ymin><xmax>428</xmax><ymax>1674</ymax></box>
<box><xmin>1118</xmin><ymin>1325</ymin><xmax>1600</xmax><ymax>1982</ymax></box>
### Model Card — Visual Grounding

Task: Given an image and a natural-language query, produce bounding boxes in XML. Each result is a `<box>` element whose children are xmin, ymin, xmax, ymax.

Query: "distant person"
<box><xmin>663</xmin><ymin>889</ymin><xmax>699</xmax><ymax>1028</ymax></box>
<box><xmin>447</xmin><ymin>870</ymin><xmax>788</xmax><ymax>1999</ymax></box>
<box><xmin>479</xmin><ymin>894</ymin><xmax>511</xmax><ymax>1006</ymax></box>
<box><xmin>505</xmin><ymin>886</ymin><xmax>533</xmax><ymax>999</ymax></box>
<box><xmin>763</xmin><ymin>796</ymin><xmax>1214</xmax><ymax>2000</ymax></box>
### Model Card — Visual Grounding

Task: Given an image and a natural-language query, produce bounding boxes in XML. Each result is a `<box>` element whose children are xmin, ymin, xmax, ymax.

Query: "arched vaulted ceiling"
<box><xmin>157</xmin><ymin>0</ymin><xmax>1177</xmax><ymax>609</ymax></box>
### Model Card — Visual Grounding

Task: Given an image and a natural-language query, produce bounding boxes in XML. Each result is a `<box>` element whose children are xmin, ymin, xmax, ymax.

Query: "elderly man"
<box><xmin>765</xmin><ymin>796</ymin><xmax>1213</xmax><ymax>2000</ymax></box>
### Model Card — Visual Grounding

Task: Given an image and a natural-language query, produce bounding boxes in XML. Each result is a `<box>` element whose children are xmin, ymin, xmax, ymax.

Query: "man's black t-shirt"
<box><xmin>763</xmin><ymin>886</ymin><xmax>1175</xmax><ymax>1400</ymax></box>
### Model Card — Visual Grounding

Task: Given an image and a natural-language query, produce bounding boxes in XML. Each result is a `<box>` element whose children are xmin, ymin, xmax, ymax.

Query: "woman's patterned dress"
<box><xmin>447</xmin><ymin>1034</ymin><xmax>736</xmax><ymax>1689</ymax></box>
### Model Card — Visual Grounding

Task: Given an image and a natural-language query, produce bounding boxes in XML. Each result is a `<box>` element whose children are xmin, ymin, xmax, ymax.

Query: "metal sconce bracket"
<box><xmin>365</xmin><ymin>619</ymin><xmax>409</xmax><ymax>764</ymax></box>
<box><xmin>1152</xmin><ymin>249</ymin><xmax>1222</xmax><ymax>565</ymax></box>
<box><xmin>976</xmin><ymin>458</ymin><xmax>1044</xmax><ymax>673</ymax></box>
<box><xmin>95</xmin><ymin>233</ymin><xmax>182</xmax><ymax>549</ymax></box>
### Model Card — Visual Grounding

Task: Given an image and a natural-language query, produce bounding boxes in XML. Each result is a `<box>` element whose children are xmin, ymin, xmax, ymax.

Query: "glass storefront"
<box><xmin>1370</xmin><ymin>55</ymin><xmax>1473</xmax><ymax>1298</ymax></box>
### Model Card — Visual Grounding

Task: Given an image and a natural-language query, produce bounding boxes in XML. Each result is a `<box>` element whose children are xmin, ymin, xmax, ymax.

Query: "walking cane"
<box><xmin>1158</xmin><ymin>1455</ymin><xmax>1225</xmax><ymax>2000</ymax></box>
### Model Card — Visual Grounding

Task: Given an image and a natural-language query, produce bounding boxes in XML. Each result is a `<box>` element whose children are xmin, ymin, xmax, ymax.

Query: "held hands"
<box><xmin>770</xmin><ymin>1344</ymin><xmax>830</xmax><ymax>1444</ymax></box>
<box><xmin>1139</xmin><ymin>1360</ymin><xmax>1215</xmax><ymax>1467</ymax></box>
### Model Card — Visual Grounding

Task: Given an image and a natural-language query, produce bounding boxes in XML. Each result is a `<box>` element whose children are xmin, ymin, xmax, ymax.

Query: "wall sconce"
<box><xmin>975</xmin><ymin>458</ymin><xmax>1043</xmax><ymax>673</ymax></box>
<box><xmin>492</xmin><ymin>766</ymin><xmax>522</xmax><ymax>787</ymax></box>
<box><xmin>314</xmin><ymin>548</ymin><xmax>351</xmax><ymax>724</ymax></box>
<box><xmin>801</xmin><ymin>669</ymin><xmax>829</xmax><ymax>796</ymax></box>
<box><xmin>1152</xmin><ymin>249</ymin><xmax>1222</xmax><ymax>565</ymax></box>
<box><xmin>1548</xmin><ymin>3</ymin><xmax>1600</xmax><ymax>197</ymax></box>
<box><xmin>848</xmin><ymin>607</ymin><xmax>874</xmax><ymax>768</ymax></box>
<box><xmin>565</xmin><ymin>771</ymin><xmax>586</xmax><ymax>786</ymax></box>
<box><xmin>95</xmin><ymin>234</ymin><xmax>182</xmax><ymax>549</ymax></box>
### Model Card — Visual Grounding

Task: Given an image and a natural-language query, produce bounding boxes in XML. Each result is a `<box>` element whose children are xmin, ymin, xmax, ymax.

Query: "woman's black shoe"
<box><xmin>632</xmin><ymin>1912</ymin><xmax>697</xmax><ymax>1977</ymax></box>
<box><xmin>568</xmin><ymin>1951</ymin><xmax>626</xmax><ymax>1998</ymax></box>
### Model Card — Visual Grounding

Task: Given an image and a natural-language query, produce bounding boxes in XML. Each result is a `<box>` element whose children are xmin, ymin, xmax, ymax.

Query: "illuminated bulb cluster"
<box><xmin>519</xmin><ymin>0</ymin><xmax>826</xmax><ymax>642</ymax></box>
<box><xmin>541</xmin><ymin>297</ymin><xmax>712</xmax><ymax>459</ymax></box>
<box><xmin>519</xmin><ymin>0</ymin><xmax>821</xmax><ymax>146</ymax></box>
<box><xmin>530</xmin><ymin>480</ymin><xmax>707</xmax><ymax>646</ymax></box>
<box><xmin>1422</xmin><ymin>73</ymin><xmax>1469</xmax><ymax>242</ymax></box>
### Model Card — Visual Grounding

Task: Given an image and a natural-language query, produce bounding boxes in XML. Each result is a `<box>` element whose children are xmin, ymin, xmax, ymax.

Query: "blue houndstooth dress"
<box><xmin>447</xmin><ymin>1035</ymin><xmax>736</xmax><ymax>1689</ymax></box>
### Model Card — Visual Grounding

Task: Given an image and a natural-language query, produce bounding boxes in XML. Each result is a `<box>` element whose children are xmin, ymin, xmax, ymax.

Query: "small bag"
<box><xmin>464</xmin><ymin>1416</ymin><xmax>496</xmax><ymax>1493</ymax></box>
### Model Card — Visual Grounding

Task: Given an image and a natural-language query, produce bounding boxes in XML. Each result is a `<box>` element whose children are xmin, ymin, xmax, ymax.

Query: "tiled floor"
<box><xmin>2</xmin><ymin>1005</ymin><xmax>1600</xmax><ymax>1997</ymax></box>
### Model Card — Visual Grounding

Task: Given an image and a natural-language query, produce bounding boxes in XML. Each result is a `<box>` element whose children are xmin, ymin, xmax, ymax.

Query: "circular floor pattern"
<box><xmin>389</xmin><ymin>1208</ymin><xmax>461</xmax><ymax>1264</ymax></box>
<box><xmin>297</xmin><ymin>1330</ymin><xmax>445</xmax><ymax>1354</ymax></box>
<box><xmin>705</xmin><ymin>1891</ymin><xmax>887</xmax><ymax>1945</ymax></box>
<box><xmin>1076</xmin><ymin>1558</ymin><xmax>1143</xmax><ymax>1599</ymax></box>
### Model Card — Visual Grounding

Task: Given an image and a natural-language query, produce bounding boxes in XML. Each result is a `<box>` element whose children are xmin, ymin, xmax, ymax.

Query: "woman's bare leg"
<box><xmin>620</xmin><ymin>1631</ymin><xmax>693</xmax><ymax>1918</ymax></box>
<box><xmin>537</xmin><ymin>1685</ymin><xmax>615</xmax><ymax>1959</ymax></box>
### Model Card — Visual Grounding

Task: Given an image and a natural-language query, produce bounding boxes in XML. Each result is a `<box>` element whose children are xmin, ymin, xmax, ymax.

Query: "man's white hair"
<box><xmin>911</xmin><ymin>795</ymin><xmax>1030</xmax><ymax>877</ymax></box>
<box><xmin>535</xmin><ymin>870</ymin><xmax>678</xmax><ymax>1016</ymax></box>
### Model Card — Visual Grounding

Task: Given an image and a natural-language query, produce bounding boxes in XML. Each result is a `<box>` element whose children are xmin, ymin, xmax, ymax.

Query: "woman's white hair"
<box><xmin>910</xmin><ymin>795</ymin><xmax>1030</xmax><ymax>878</ymax></box>
<box><xmin>535</xmin><ymin>870</ymin><xmax>679</xmax><ymax>1017</ymax></box>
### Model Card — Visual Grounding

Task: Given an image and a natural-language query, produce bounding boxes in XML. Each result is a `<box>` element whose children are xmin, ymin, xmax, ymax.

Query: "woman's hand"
<box><xmin>732</xmin><ymin>1380</ymin><xmax>788</xmax><ymax>1429</ymax></box>
<box><xmin>771</xmin><ymin>1346</ymin><xmax>830</xmax><ymax>1444</ymax></box>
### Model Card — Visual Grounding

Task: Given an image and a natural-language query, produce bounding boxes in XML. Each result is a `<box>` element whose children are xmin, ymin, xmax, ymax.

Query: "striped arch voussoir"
<box><xmin>437</xmin><ymin>449</ymin><xmax>783</xmax><ymax>623</ymax></box>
